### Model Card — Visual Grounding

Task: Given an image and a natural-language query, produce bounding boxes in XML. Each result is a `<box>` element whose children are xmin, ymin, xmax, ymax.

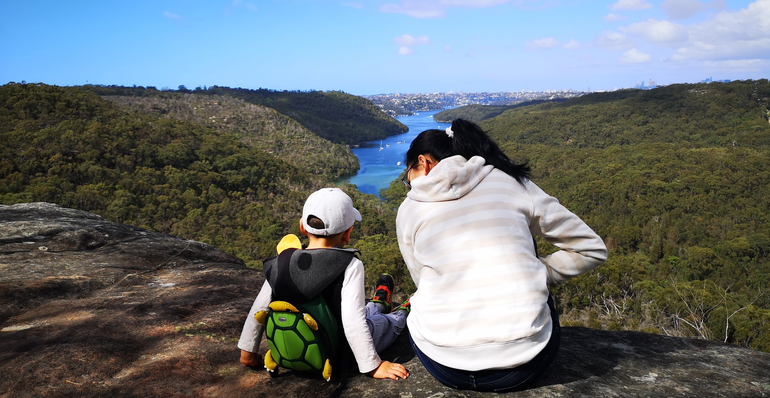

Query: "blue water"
<box><xmin>339</xmin><ymin>110</ymin><xmax>451</xmax><ymax>197</ymax></box>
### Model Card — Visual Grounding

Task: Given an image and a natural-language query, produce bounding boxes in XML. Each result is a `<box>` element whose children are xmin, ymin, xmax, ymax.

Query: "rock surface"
<box><xmin>2</xmin><ymin>203</ymin><xmax>769</xmax><ymax>397</ymax></box>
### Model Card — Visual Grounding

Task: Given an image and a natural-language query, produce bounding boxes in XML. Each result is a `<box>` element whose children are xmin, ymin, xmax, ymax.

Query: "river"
<box><xmin>339</xmin><ymin>110</ymin><xmax>451</xmax><ymax>197</ymax></box>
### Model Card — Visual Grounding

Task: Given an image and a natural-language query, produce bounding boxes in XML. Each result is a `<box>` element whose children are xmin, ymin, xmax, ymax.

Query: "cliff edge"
<box><xmin>1</xmin><ymin>203</ymin><xmax>769</xmax><ymax>397</ymax></box>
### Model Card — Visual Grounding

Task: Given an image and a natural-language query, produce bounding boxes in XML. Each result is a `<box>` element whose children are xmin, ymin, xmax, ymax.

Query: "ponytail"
<box><xmin>405</xmin><ymin>118</ymin><xmax>531</xmax><ymax>184</ymax></box>
<box><xmin>451</xmin><ymin>119</ymin><xmax>531</xmax><ymax>183</ymax></box>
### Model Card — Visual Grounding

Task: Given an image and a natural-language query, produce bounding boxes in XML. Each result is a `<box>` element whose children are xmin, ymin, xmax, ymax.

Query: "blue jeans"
<box><xmin>365</xmin><ymin>302</ymin><xmax>408</xmax><ymax>353</ymax></box>
<box><xmin>409</xmin><ymin>296</ymin><xmax>561</xmax><ymax>393</ymax></box>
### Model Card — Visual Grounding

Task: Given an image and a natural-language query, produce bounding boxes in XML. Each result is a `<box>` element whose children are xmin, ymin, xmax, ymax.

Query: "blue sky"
<box><xmin>1</xmin><ymin>0</ymin><xmax>767</xmax><ymax>95</ymax></box>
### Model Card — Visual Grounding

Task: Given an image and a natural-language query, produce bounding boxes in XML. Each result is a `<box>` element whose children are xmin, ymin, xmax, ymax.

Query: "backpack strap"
<box><xmin>321</xmin><ymin>272</ymin><xmax>355</xmax><ymax>384</ymax></box>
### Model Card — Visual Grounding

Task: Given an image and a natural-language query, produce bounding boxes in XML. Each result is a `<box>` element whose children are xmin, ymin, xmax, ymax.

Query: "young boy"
<box><xmin>238</xmin><ymin>187</ymin><xmax>410</xmax><ymax>380</ymax></box>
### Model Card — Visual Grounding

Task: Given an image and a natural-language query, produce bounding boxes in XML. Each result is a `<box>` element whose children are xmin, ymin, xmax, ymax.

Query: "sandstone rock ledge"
<box><xmin>1</xmin><ymin>203</ymin><xmax>769</xmax><ymax>398</ymax></box>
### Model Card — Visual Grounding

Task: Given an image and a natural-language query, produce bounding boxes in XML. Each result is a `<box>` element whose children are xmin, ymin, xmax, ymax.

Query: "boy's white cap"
<box><xmin>302</xmin><ymin>188</ymin><xmax>362</xmax><ymax>236</ymax></box>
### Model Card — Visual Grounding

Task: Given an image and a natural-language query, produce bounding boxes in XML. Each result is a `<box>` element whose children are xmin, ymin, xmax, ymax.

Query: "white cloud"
<box><xmin>393</xmin><ymin>34</ymin><xmax>430</xmax><ymax>46</ymax></box>
<box><xmin>394</xmin><ymin>34</ymin><xmax>430</xmax><ymax>55</ymax></box>
<box><xmin>380</xmin><ymin>0</ymin><xmax>515</xmax><ymax>18</ymax></box>
<box><xmin>610</xmin><ymin>0</ymin><xmax>653</xmax><ymax>11</ymax></box>
<box><xmin>620</xmin><ymin>19</ymin><xmax>689</xmax><ymax>45</ymax></box>
<box><xmin>661</xmin><ymin>0</ymin><xmax>726</xmax><ymax>20</ymax></box>
<box><xmin>621</xmin><ymin>48</ymin><xmax>651</xmax><ymax>63</ymax></box>
<box><xmin>595</xmin><ymin>31</ymin><xmax>635</xmax><ymax>50</ymax></box>
<box><xmin>670</xmin><ymin>0</ymin><xmax>770</xmax><ymax>62</ymax></box>
<box><xmin>526</xmin><ymin>37</ymin><xmax>559</xmax><ymax>50</ymax></box>
<box><xmin>604</xmin><ymin>13</ymin><xmax>625</xmax><ymax>22</ymax></box>
<box><xmin>162</xmin><ymin>11</ymin><xmax>184</xmax><ymax>22</ymax></box>
<box><xmin>444</xmin><ymin>45</ymin><xmax>452</xmax><ymax>52</ymax></box>
<box><xmin>563</xmin><ymin>39</ymin><xmax>581</xmax><ymax>50</ymax></box>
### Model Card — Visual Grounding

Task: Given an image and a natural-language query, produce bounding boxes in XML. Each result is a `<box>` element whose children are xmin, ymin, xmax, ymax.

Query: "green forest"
<box><xmin>2</xmin><ymin>80</ymin><xmax>769</xmax><ymax>353</ymax></box>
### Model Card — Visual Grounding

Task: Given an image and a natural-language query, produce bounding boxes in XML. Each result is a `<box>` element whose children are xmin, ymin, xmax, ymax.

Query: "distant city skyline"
<box><xmin>1</xmin><ymin>1</ymin><xmax>767</xmax><ymax>96</ymax></box>
<box><xmin>365</xmin><ymin>89</ymin><xmax>587</xmax><ymax>116</ymax></box>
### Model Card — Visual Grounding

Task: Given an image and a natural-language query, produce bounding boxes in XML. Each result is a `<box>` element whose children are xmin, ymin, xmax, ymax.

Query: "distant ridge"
<box><xmin>482</xmin><ymin>81</ymin><xmax>770</xmax><ymax>148</ymax></box>
<box><xmin>101</xmin><ymin>92</ymin><xmax>359</xmax><ymax>179</ymax></box>
<box><xmin>82</xmin><ymin>85</ymin><xmax>408</xmax><ymax>146</ymax></box>
<box><xmin>204</xmin><ymin>86</ymin><xmax>408</xmax><ymax>144</ymax></box>
<box><xmin>434</xmin><ymin>98</ymin><xmax>570</xmax><ymax>123</ymax></box>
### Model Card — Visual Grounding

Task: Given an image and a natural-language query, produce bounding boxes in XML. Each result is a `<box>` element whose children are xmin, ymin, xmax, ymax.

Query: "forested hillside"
<box><xmin>204</xmin><ymin>86</ymin><xmax>409</xmax><ymax>144</ymax></box>
<box><xmin>433</xmin><ymin>99</ymin><xmax>569</xmax><ymax>123</ymax></box>
<box><xmin>483</xmin><ymin>82</ymin><xmax>770</xmax><ymax>148</ymax></box>
<box><xmin>83</xmin><ymin>85</ymin><xmax>408</xmax><ymax>145</ymax></box>
<box><xmin>102</xmin><ymin>93</ymin><xmax>358</xmax><ymax>179</ymax></box>
<box><xmin>0</xmin><ymin>83</ymin><xmax>394</xmax><ymax>269</ymax></box>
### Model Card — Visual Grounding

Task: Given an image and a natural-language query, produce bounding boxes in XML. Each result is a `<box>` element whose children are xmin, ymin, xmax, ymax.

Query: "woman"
<box><xmin>396</xmin><ymin>119</ymin><xmax>607</xmax><ymax>392</ymax></box>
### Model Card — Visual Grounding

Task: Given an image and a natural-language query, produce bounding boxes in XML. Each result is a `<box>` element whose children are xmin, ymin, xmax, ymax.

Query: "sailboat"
<box><xmin>379</xmin><ymin>140</ymin><xmax>383</xmax><ymax>151</ymax></box>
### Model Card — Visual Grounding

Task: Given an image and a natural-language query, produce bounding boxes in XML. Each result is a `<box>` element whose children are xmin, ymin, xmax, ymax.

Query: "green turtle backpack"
<box><xmin>254</xmin><ymin>235</ymin><xmax>357</xmax><ymax>381</ymax></box>
<box><xmin>255</xmin><ymin>295</ymin><xmax>340</xmax><ymax>381</ymax></box>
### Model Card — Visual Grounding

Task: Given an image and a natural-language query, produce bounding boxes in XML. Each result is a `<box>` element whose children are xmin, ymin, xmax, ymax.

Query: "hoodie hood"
<box><xmin>263</xmin><ymin>247</ymin><xmax>359</xmax><ymax>303</ymax></box>
<box><xmin>407</xmin><ymin>155</ymin><xmax>494</xmax><ymax>202</ymax></box>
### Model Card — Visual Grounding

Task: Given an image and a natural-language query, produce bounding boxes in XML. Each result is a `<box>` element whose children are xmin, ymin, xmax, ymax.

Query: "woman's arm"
<box><xmin>527</xmin><ymin>181</ymin><xmax>608</xmax><ymax>285</ymax></box>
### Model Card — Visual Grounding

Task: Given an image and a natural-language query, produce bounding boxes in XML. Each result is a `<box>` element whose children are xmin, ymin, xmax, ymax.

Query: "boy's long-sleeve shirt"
<box><xmin>396</xmin><ymin>155</ymin><xmax>607</xmax><ymax>371</ymax></box>
<box><xmin>238</xmin><ymin>257</ymin><xmax>382</xmax><ymax>374</ymax></box>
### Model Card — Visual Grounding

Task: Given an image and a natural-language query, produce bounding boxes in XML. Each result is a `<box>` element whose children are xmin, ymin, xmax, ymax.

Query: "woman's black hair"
<box><xmin>405</xmin><ymin>118</ymin><xmax>531</xmax><ymax>184</ymax></box>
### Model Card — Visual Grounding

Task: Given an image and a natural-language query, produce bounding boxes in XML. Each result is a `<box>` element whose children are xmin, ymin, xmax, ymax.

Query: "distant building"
<box><xmin>701</xmin><ymin>77</ymin><xmax>731</xmax><ymax>84</ymax></box>
<box><xmin>635</xmin><ymin>79</ymin><xmax>659</xmax><ymax>90</ymax></box>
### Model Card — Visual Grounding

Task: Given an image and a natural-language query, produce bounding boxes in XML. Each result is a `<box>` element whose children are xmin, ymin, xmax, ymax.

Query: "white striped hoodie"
<box><xmin>396</xmin><ymin>155</ymin><xmax>607</xmax><ymax>371</ymax></box>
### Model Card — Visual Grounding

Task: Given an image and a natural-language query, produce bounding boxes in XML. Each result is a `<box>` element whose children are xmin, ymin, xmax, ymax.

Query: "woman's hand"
<box><xmin>369</xmin><ymin>361</ymin><xmax>409</xmax><ymax>380</ymax></box>
<box><xmin>240</xmin><ymin>350</ymin><xmax>263</xmax><ymax>367</ymax></box>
